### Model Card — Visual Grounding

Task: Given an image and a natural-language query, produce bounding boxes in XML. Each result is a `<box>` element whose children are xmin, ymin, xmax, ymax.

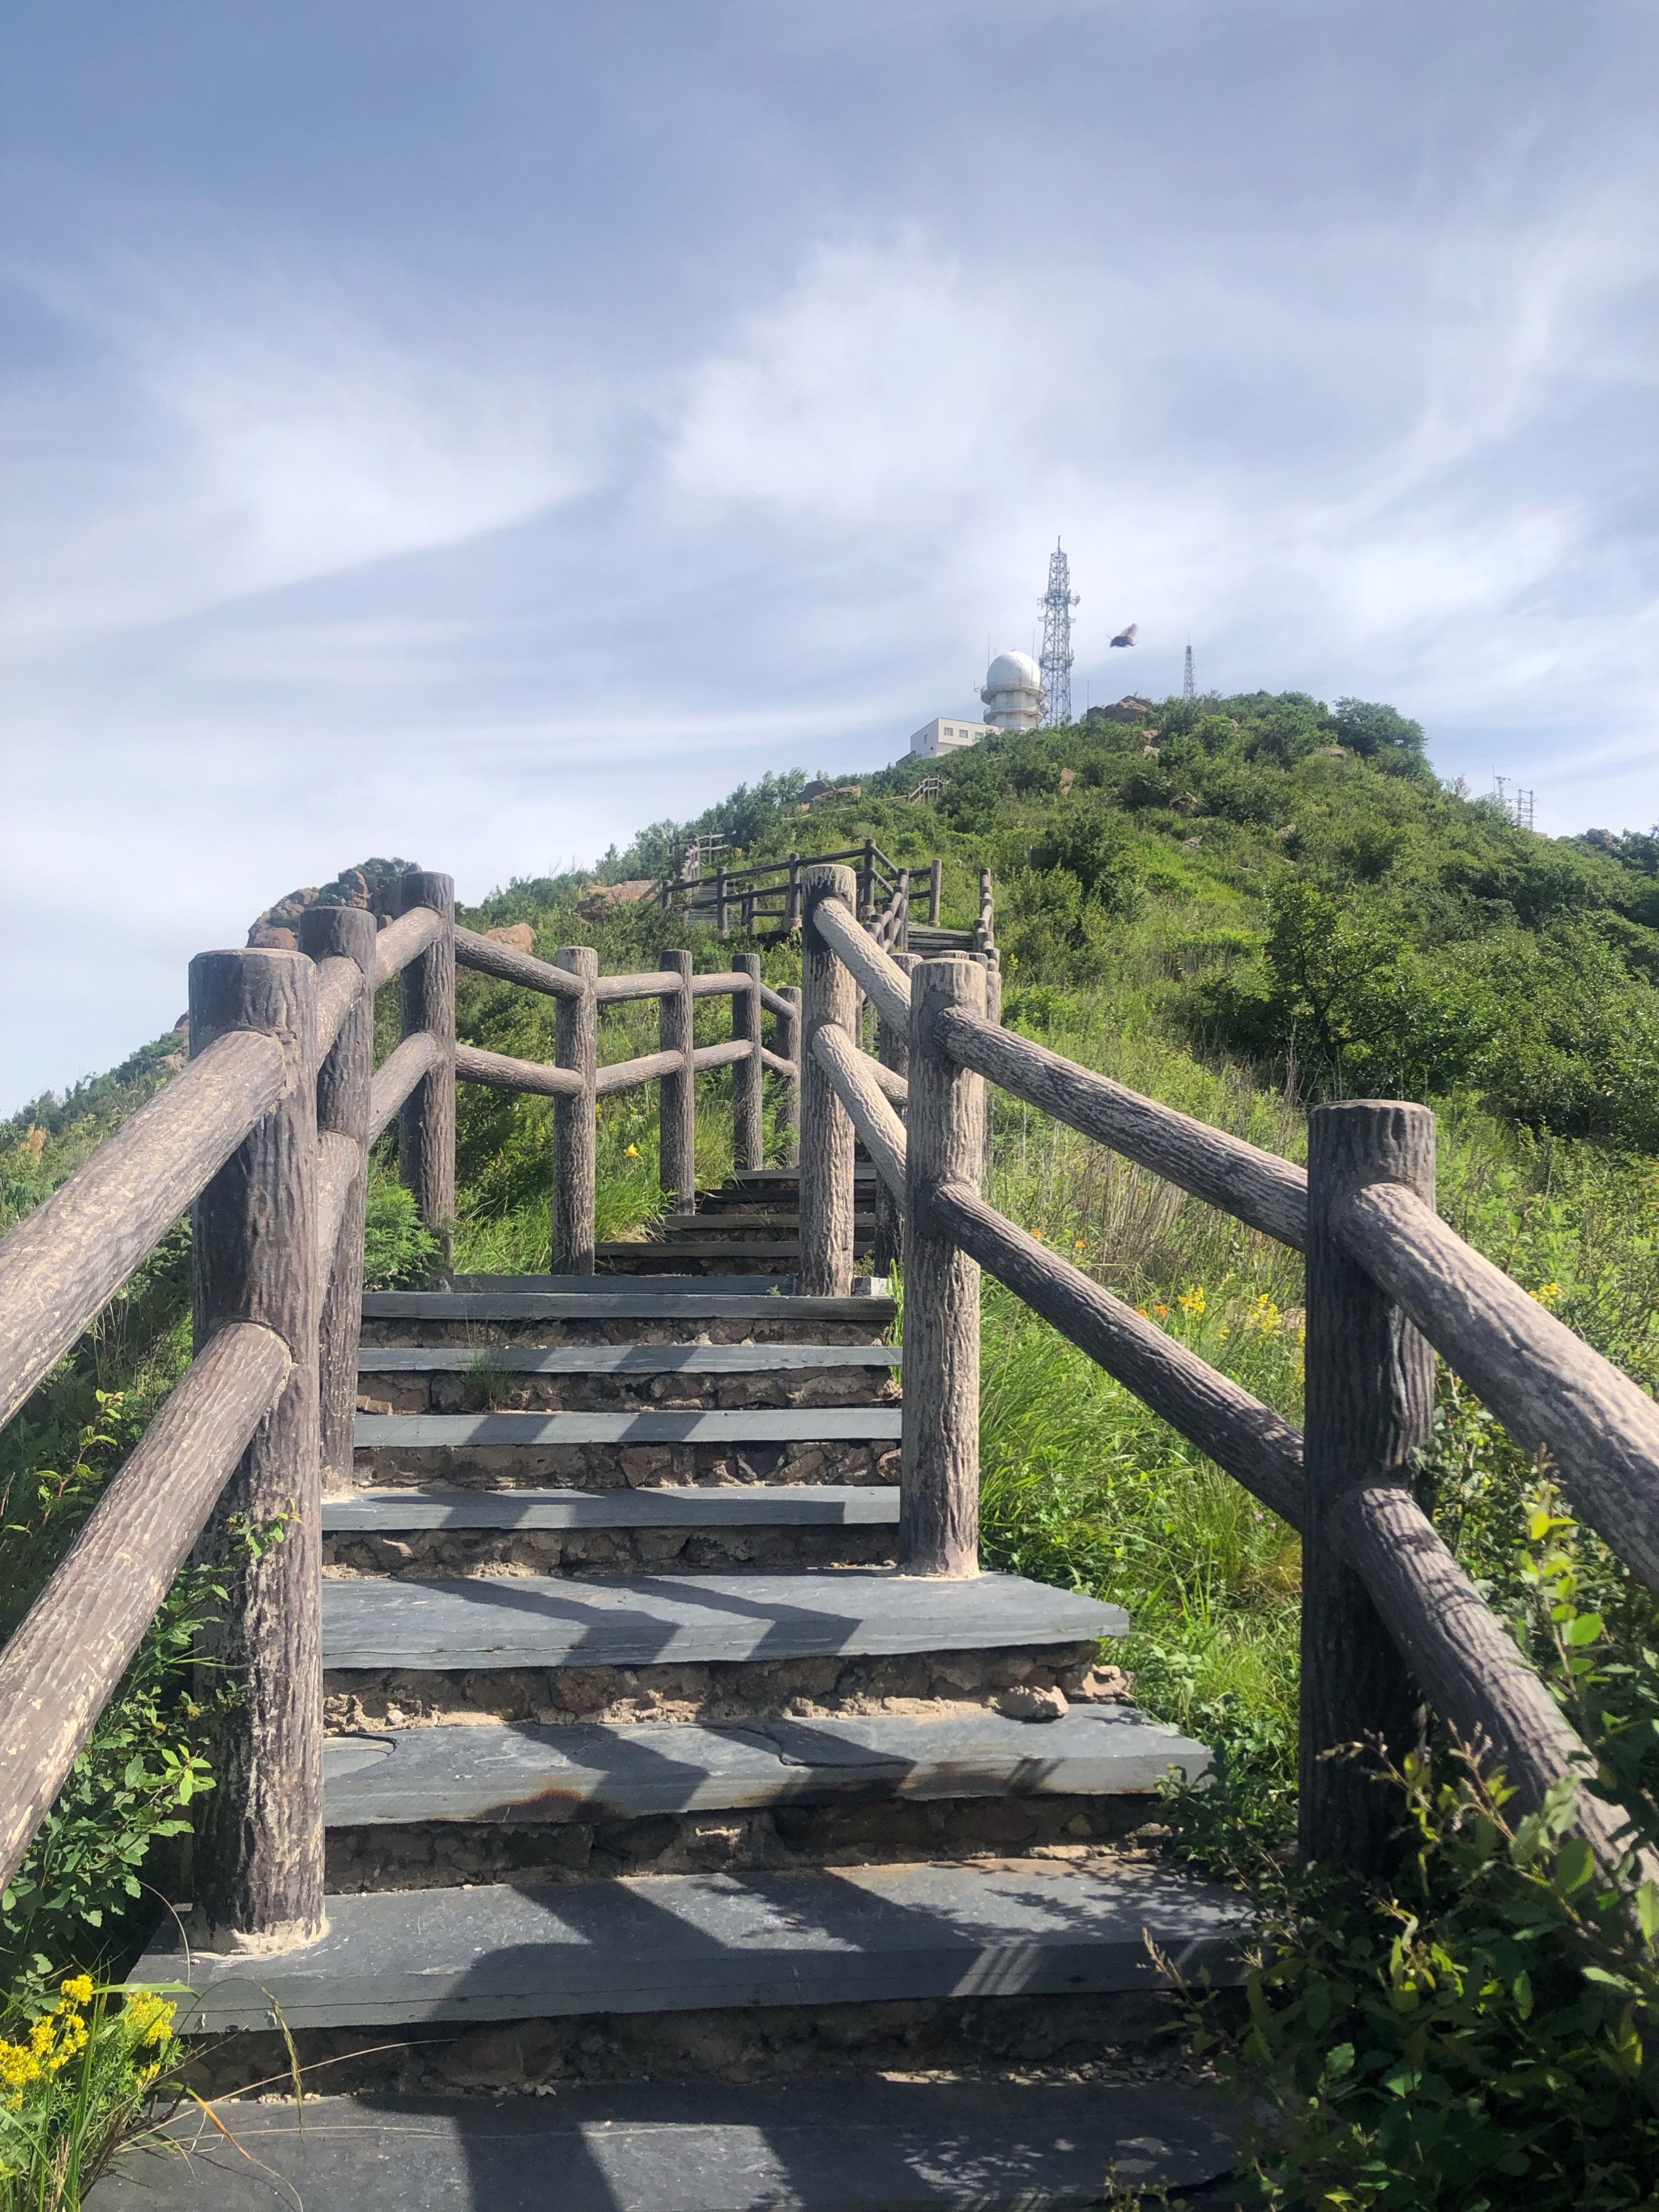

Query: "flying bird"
<box><xmin>1110</xmin><ymin>623</ymin><xmax>1137</xmax><ymax>648</ymax></box>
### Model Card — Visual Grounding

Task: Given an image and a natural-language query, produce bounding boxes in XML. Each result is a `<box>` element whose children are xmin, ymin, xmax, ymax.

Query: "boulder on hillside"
<box><xmin>576</xmin><ymin>880</ymin><xmax>655</xmax><ymax>920</ymax></box>
<box><xmin>484</xmin><ymin>923</ymin><xmax>537</xmax><ymax>954</ymax></box>
<box><xmin>1085</xmin><ymin>697</ymin><xmax>1153</xmax><ymax>724</ymax></box>
<box><xmin>246</xmin><ymin>858</ymin><xmax>416</xmax><ymax>947</ymax></box>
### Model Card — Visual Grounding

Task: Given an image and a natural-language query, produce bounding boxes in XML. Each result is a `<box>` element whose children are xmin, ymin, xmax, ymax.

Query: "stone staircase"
<box><xmin>114</xmin><ymin>1167</ymin><xmax>1246</xmax><ymax>2210</ymax></box>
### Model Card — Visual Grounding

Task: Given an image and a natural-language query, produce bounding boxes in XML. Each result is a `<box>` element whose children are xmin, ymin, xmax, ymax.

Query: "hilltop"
<box><xmin>8</xmin><ymin>691</ymin><xmax>1658</xmax><ymax>1240</ymax></box>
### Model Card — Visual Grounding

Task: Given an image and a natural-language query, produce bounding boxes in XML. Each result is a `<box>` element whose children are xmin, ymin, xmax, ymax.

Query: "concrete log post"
<box><xmin>872</xmin><ymin>950</ymin><xmax>916</xmax><ymax>1277</ymax></box>
<box><xmin>188</xmin><ymin>949</ymin><xmax>325</xmax><ymax>1945</ymax></box>
<box><xmin>732</xmin><ymin>953</ymin><xmax>765</xmax><ymax>1174</ymax></box>
<box><xmin>298</xmin><ymin>907</ymin><xmax>376</xmax><ymax>1497</ymax></box>
<box><xmin>396</xmin><ymin>869</ymin><xmax>455</xmax><ymax>1276</ymax></box>
<box><xmin>902</xmin><ymin>954</ymin><xmax>987</xmax><ymax>1575</ymax></box>
<box><xmin>552</xmin><ymin>946</ymin><xmax>599</xmax><ymax>1273</ymax></box>
<box><xmin>778</xmin><ymin>985</ymin><xmax>801</xmax><ymax>1166</ymax></box>
<box><xmin>1299</xmin><ymin>1100</ymin><xmax>1436</xmax><ymax>1876</ymax></box>
<box><xmin>799</xmin><ymin>865</ymin><xmax>859</xmax><ymax>1296</ymax></box>
<box><xmin>659</xmin><ymin>950</ymin><xmax>697</xmax><ymax>1211</ymax></box>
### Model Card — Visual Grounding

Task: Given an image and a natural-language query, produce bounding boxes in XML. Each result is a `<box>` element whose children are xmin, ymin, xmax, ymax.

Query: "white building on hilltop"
<box><xmin>981</xmin><ymin>650</ymin><xmax>1045</xmax><ymax>732</ymax></box>
<box><xmin>909</xmin><ymin>714</ymin><xmax>995</xmax><ymax>758</ymax></box>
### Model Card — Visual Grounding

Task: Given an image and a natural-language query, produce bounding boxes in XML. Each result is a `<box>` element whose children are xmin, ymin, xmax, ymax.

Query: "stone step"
<box><xmin>358</xmin><ymin>1346</ymin><xmax>901</xmax><ymax>1376</ymax></box>
<box><xmin>356</xmin><ymin>1409</ymin><xmax>902</xmax><ymax>1450</ymax></box>
<box><xmin>361</xmin><ymin>1292</ymin><xmax>896</xmax><ymax>1351</ymax></box>
<box><xmin>440</xmin><ymin>1276</ymin><xmax>805</xmax><ymax>1298</ymax></box>
<box><xmin>323</xmin><ymin>1569</ymin><xmax>1123</xmax><ymax>1675</ymax></box>
<box><xmin>90</xmin><ymin>2077</ymin><xmax>1243</xmax><ymax>2210</ymax></box>
<box><xmin>659</xmin><ymin>1220</ymin><xmax>885</xmax><ymax>1238</ymax></box>
<box><xmin>595</xmin><ymin>1244</ymin><xmax>872</xmax><ymax>1270</ymax></box>
<box><xmin>321</xmin><ymin>1707</ymin><xmax>1208</xmax><ymax>1827</ymax></box>
<box><xmin>325</xmin><ymin>1486</ymin><xmax>900</xmax><ymax>1532</ymax></box>
<box><xmin>141</xmin><ymin>1856</ymin><xmax>1247</xmax><ymax>2032</ymax></box>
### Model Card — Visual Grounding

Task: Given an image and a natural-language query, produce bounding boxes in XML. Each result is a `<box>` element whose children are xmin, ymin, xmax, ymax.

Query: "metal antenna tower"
<box><xmin>1183</xmin><ymin>641</ymin><xmax>1195</xmax><ymax>701</ymax></box>
<box><xmin>1515</xmin><ymin>788</ymin><xmax>1535</xmax><ymax>831</ymax></box>
<box><xmin>1038</xmin><ymin>540</ymin><xmax>1079</xmax><ymax>727</ymax></box>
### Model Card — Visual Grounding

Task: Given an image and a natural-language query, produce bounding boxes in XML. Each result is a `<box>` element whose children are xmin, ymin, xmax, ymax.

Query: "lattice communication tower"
<box><xmin>1183</xmin><ymin>642</ymin><xmax>1195</xmax><ymax>701</ymax></box>
<box><xmin>1038</xmin><ymin>540</ymin><xmax>1080</xmax><ymax>727</ymax></box>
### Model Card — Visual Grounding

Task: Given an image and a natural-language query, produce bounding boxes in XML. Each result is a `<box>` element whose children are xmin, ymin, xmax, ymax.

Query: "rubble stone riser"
<box><xmin>352</xmin><ymin>1441</ymin><xmax>899</xmax><ymax>1489</ymax></box>
<box><xmin>181</xmin><ymin>1987</ymin><xmax>1186</xmax><ymax>2098</ymax></box>
<box><xmin>360</xmin><ymin>1318</ymin><xmax>893</xmax><ymax>1350</ymax></box>
<box><xmin>325</xmin><ymin>1642</ymin><xmax>1099</xmax><ymax>1731</ymax></box>
<box><xmin>364</xmin><ymin>1373</ymin><xmax>900</xmax><ymax>1416</ymax></box>
<box><xmin>327</xmin><ymin>1791</ymin><xmax>1154</xmax><ymax>1894</ymax></box>
<box><xmin>324</xmin><ymin>1524</ymin><xmax>896</xmax><ymax>1578</ymax></box>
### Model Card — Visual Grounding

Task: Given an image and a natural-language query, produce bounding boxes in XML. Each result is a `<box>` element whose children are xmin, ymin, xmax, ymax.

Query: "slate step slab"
<box><xmin>322</xmin><ymin>1707</ymin><xmax>1210</xmax><ymax>1826</ymax></box>
<box><xmin>324</xmin><ymin>1486</ymin><xmax>901</xmax><ymax>1532</ymax></box>
<box><xmin>365</xmin><ymin>1292</ymin><xmax>893</xmax><ymax>1323</ymax></box>
<box><xmin>140</xmin><ymin>1858</ymin><xmax>1248</xmax><ymax>2030</ymax></box>
<box><xmin>357</xmin><ymin>1346</ymin><xmax>902</xmax><ymax>1376</ymax></box>
<box><xmin>322</xmin><ymin>1569</ymin><xmax>1125</xmax><ymax>1673</ymax></box>
<box><xmin>356</xmin><ymin>1409</ymin><xmax>903</xmax><ymax>1449</ymax></box>
<box><xmin>89</xmin><ymin>2078</ymin><xmax>1243</xmax><ymax>2210</ymax></box>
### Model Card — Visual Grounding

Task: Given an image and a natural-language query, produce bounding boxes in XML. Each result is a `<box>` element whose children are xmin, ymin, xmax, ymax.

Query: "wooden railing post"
<box><xmin>299</xmin><ymin>906</ymin><xmax>376</xmax><ymax>1497</ymax></box>
<box><xmin>778</xmin><ymin>984</ymin><xmax>801</xmax><ymax>1166</ymax></box>
<box><xmin>553</xmin><ymin>946</ymin><xmax>598</xmax><ymax>1272</ymax></box>
<box><xmin>897</xmin><ymin>868</ymin><xmax>911</xmax><ymax>954</ymax></box>
<box><xmin>786</xmin><ymin>853</ymin><xmax>803</xmax><ymax>934</ymax></box>
<box><xmin>1300</xmin><ymin>1100</ymin><xmax>1436</xmax><ymax>1875</ymax></box>
<box><xmin>188</xmin><ymin>949</ymin><xmax>324</xmax><ymax>1945</ymax></box>
<box><xmin>859</xmin><ymin>839</ymin><xmax>876</xmax><ymax>921</ymax></box>
<box><xmin>873</xmin><ymin>950</ymin><xmax>916</xmax><ymax>1279</ymax></box>
<box><xmin>397</xmin><ymin>869</ymin><xmax>455</xmax><ymax>1276</ymax></box>
<box><xmin>659</xmin><ymin>950</ymin><xmax>696</xmax><ymax>1211</ymax></box>
<box><xmin>732</xmin><ymin>953</ymin><xmax>765</xmax><ymax>1173</ymax></box>
<box><xmin>902</xmin><ymin>954</ymin><xmax>987</xmax><ymax>1575</ymax></box>
<box><xmin>715</xmin><ymin>869</ymin><xmax>729</xmax><ymax>938</ymax></box>
<box><xmin>929</xmin><ymin>858</ymin><xmax>943</xmax><ymax>926</ymax></box>
<box><xmin>976</xmin><ymin>866</ymin><xmax>995</xmax><ymax>952</ymax></box>
<box><xmin>800</xmin><ymin>865</ymin><xmax>859</xmax><ymax>1296</ymax></box>
<box><xmin>985</xmin><ymin>946</ymin><xmax>1002</xmax><ymax>1027</ymax></box>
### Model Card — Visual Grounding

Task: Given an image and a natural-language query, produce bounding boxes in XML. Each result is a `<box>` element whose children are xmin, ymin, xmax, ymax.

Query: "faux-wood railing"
<box><xmin>0</xmin><ymin>867</ymin><xmax>803</xmax><ymax>1949</ymax></box>
<box><xmin>791</xmin><ymin>861</ymin><xmax>1659</xmax><ymax>1888</ymax></box>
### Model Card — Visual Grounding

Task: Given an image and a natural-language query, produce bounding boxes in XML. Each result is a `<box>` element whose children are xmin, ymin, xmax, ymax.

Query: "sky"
<box><xmin>3</xmin><ymin>0</ymin><xmax>1657</xmax><ymax>1110</ymax></box>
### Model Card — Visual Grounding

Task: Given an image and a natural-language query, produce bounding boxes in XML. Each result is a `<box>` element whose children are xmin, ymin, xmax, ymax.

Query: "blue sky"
<box><xmin>4</xmin><ymin>0</ymin><xmax>1657</xmax><ymax>1108</ymax></box>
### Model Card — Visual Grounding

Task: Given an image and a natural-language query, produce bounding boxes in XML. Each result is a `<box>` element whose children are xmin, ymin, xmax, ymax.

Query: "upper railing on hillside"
<box><xmin>653</xmin><ymin>839</ymin><xmax>927</xmax><ymax>940</ymax></box>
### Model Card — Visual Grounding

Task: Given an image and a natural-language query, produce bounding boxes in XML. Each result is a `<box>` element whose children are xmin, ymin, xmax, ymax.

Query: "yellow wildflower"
<box><xmin>1031</xmin><ymin>1228</ymin><xmax>1044</xmax><ymax>1242</ymax></box>
<box><xmin>1533</xmin><ymin>1282</ymin><xmax>1561</xmax><ymax>1308</ymax></box>
<box><xmin>1177</xmin><ymin>1286</ymin><xmax>1207</xmax><ymax>1317</ymax></box>
<box><xmin>624</xmin><ymin>1144</ymin><xmax>640</xmax><ymax>1159</ymax></box>
<box><xmin>1073</xmin><ymin>1238</ymin><xmax>1087</xmax><ymax>1251</ymax></box>
<box><xmin>58</xmin><ymin>1975</ymin><xmax>94</xmax><ymax>2006</ymax></box>
<box><xmin>0</xmin><ymin>2041</ymin><xmax>41</xmax><ymax>2090</ymax></box>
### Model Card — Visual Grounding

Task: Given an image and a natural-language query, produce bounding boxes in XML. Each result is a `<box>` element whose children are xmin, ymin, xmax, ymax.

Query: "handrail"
<box><xmin>594</xmin><ymin>971</ymin><xmax>680</xmax><ymax>1004</ymax></box>
<box><xmin>1336</xmin><ymin>1181</ymin><xmax>1659</xmax><ymax>1596</ymax></box>
<box><xmin>594</xmin><ymin>1046</ymin><xmax>682</xmax><ymax>1097</ymax></box>
<box><xmin>812</xmin><ymin>896</ymin><xmax>911</xmax><ymax>1033</ymax></box>
<box><xmin>454</xmin><ymin>1041</ymin><xmax>585</xmax><ymax>1099</ymax></box>
<box><xmin>0</xmin><ymin>1027</ymin><xmax>288</xmax><ymax>1428</ymax></box>
<box><xmin>314</xmin><ymin>953</ymin><xmax>365</xmax><ymax>1060</ymax></box>
<box><xmin>368</xmin><ymin>1030</ymin><xmax>440</xmax><ymax>1144</ymax></box>
<box><xmin>371</xmin><ymin>903</ymin><xmax>443</xmax><ymax>991</ymax></box>
<box><xmin>811</xmin><ymin>1027</ymin><xmax>906</xmax><ymax>1199</ymax></box>
<box><xmin>454</xmin><ymin>925</ymin><xmax>586</xmax><ymax>1000</ymax></box>
<box><xmin>806</xmin><ymin>994</ymin><xmax>1648</xmax><ymax>1873</ymax></box>
<box><xmin>0</xmin><ymin>1321</ymin><xmax>291</xmax><ymax>1891</ymax></box>
<box><xmin>932</xmin><ymin>1006</ymin><xmax>1308</xmax><ymax>1252</ymax></box>
<box><xmin>928</xmin><ymin>1178</ymin><xmax>1306</xmax><ymax>1527</ymax></box>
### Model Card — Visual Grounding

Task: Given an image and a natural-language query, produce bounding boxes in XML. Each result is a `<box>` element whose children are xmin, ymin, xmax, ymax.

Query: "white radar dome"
<box><xmin>985</xmin><ymin>651</ymin><xmax>1041</xmax><ymax>691</ymax></box>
